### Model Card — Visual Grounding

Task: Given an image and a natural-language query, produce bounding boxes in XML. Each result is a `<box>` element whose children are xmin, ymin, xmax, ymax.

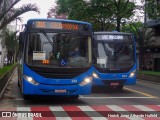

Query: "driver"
<box><xmin>69</xmin><ymin>46</ymin><xmax>80</xmax><ymax>57</ymax></box>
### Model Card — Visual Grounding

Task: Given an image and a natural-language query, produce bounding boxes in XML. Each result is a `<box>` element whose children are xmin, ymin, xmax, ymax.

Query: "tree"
<box><xmin>121</xmin><ymin>22</ymin><xmax>145</xmax><ymax>69</ymax></box>
<box><xmin>106</xmin><ymin>0</ymin><xmax>136</xmax><ymax>31</ymax></box>
<box><xmin>121</xmin><ymin>22</ymin><xmax>157</xmax><ymax>70</ymax></box>
<box><xmin>47</xmin><ymin>6</ymin><xmax>67</xmax><ymax>19</ymax></box>
<box><xmin>0</xmin><ymin>0</ymin><xmax>39</xmax><ymax>68</ymax></box>
<box><xmin>5</xmin><ymin>29</ymin><xmax>18</xmax><ymax>65</ymax></box>
<box><xmin>52</xmin><ymin>0</ymin><xmax>136</xmax><ymax>31</ymax></box>
<box><xmin>145</xmin><ymin>0</ymin><xmax>160</xmax><ymax>20</ymax></box>
<box><xmin>0</xmin><ymin>0</ymin><xmax>40</xmax><ymax>30</ymax></box>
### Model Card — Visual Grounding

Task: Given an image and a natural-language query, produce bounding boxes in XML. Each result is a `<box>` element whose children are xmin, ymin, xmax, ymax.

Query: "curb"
<box><xmin>0</xmin><ymin>66</ymin><xmax>17</xmax><ymax>100</ymax></box>
<box><xmin>137</xmin><ymin>74</ymin><xmax>160</xmax><ymax>83</ymax></box>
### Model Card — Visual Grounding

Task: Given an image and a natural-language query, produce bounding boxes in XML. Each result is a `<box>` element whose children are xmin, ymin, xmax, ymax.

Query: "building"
<box><xmin>143</xmin><ymin>20</ymin><xmax>160</xmax><ymax>71</ymax></box>
<box><xmin>142</xmin><ymin>0</ymin><xmax>160</xmax><ymax>72</ymax></box>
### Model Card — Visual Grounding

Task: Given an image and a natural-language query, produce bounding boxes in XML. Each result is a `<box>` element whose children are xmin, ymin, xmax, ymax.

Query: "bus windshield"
<box><xmin>93</xmin><ymin>34</ymin><xmax>135</xmax><ymax>70</ymax></box>
<box><xmin>26</xmin><ymin>32</ymin><xmax>91</xmax><ymax>68</ymax></box>
<box><xmin>96</xmin><ymin>42</ymin><xmax>134</xmax><ymax>68</ymax></box>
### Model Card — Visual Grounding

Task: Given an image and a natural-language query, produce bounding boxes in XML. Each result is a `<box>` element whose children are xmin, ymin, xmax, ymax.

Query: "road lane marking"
<box><xmin>50</xmin><ymin>106</ymin><xmax>71</xmax><ymax>119</ymax></box>
<box><xmin>133</xmin><ymin>105</ymin><xmax>156</xmax><ymax>111</ymax></box>
<box><xmin>124</xmin><ymin>87</ymin><xmax>158</xmax><ymax>98</ymax></box>
<box><xmin>107</xmin><ymin>105</ymin><xmax>126</xmax><ymax>111</ymax></box>
<box><xmin>50</xmin><ymin>106</ymin><xmax>65</xmax><ymax>111</ymax></box>
<box><xmin>78</xmin><ymin>106</ymin><xmax>107</xmax><ymax>120</ymax></box>
<box><xmin>106</xmin><ymin>105</ymin><xmax>144</xmax><ymax>120</ymax></box>
<box><xmin>3</xmin><ymin>96</ymin><xmax>158</xmax><ymax>100</ymax></box>
<box><xmin>78</xmin><ymin>106</ymin><xmax>95</xmax><ymax>111</ymax></box>
<box><xmin>17</xmin><ymin>107</ymin><xmax>33</xmax><ymax>120</ymax></box>
<box><xmin>79</xmin><ymin>96</ymin><xmax>157</xmax><ymax>99</ymax></box>
<box><xmin>17</xmin><ymin>107</ymin><xmax>31</xmax><ymax>111</ymax></box>
<box><xmin>3</xmin><ymin>105</ymin><xmax>160</xmax><ymax>119</ymax></box>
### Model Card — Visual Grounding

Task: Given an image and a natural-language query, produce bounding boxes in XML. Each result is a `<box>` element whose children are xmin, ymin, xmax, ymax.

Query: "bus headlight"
<box><xmin>79</xmin><ymin>77</ymin><xmax>92</xmax><ymax>86</ymax></box>
<box><xmin>23</xmin><ymin>75</ymin><xmax>39</xmax><ymax>85</ymax></box>
<box><xmin>129</xmin><ymin>70</ymin><xmax>136</xmax><ymax>78</ymax></box>
<box><xmin>92</xmin><ymin>72</ymin><xmax>99</xmax><ymax>78</ymax></box>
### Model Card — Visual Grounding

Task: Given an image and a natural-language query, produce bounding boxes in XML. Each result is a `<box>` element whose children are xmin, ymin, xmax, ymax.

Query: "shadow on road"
<box><xmin>91</xmin><ymin>86</ymin><xmax>125</xmax><ymax>94</ymax></box>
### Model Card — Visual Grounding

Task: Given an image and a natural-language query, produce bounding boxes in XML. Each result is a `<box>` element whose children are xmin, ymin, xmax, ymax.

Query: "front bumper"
<box><xmin>23</xmin><ymin>79</ymin><xmax>92</xmax><ymax>96</ymax></box>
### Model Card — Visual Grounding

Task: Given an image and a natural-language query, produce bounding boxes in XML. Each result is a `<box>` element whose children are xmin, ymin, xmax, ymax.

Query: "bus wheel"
<box><xmin>18</xmin><ymin>75</ymin><xmax>20</xmax><ymax>87</ymax></box>
<box><xmin>71</xmin><ymin>95</ymin><xmax>79</xmax><ymax>100</ymax></box>
<box><xmin>23</xmin><ymin>95</ymin><xmax>30</xmax><ymax>100</ymax></box>
<box><xmin>115</xmin><ymin>85</ymin><xmax>124</xmax><ymax>91</ymax></box>
<box><xmin>18</xmin><ymin>80</ymin><xmax>20</xmax><ymax>87</ymax></box>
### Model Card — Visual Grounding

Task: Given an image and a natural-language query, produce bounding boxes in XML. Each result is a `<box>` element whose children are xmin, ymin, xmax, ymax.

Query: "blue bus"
<box><xmin>18</xmin><ymin>18</ymin><xmax>93</xmax><ymax>99</ymax></box>
<box><xmin>92</xmin><ymin>32</ymin><xmax>136</xmax><ymax>90</ymax></box>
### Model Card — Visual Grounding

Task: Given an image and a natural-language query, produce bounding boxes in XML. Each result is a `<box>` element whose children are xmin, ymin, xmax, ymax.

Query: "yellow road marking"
<box><xmin>124</xmin><ymin>87</ymin><xmax>158</xmax><ymax>98</ymax></box>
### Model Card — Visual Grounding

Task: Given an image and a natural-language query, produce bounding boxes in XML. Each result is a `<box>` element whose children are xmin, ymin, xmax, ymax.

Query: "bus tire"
<box><xmin>71</xmin><ymin>95</ymin><xmax>79</xmax><ymax>100</ymax></box>
<box><xmin>23</xmin><ymin>95</ymin><xmax>30</xmax><ymax>100</ymax></box>
<box><xmin>18</xmin><ymin>80</ymin><xmax>20</xmax><ymax>87</ymax></box>
<box><xmin>116</xmin><ymin>85</ymin><xmax>124</xmax><ymax>91</ymax></box>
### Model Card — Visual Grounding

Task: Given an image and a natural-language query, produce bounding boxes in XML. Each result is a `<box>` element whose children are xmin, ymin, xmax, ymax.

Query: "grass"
<box><xmin>0</xmin><ymin>64</ymin><xmax>16</xmax><ymax>78</ymax></box>
<box><xmin>137</xmin><ymin>70</ymin><xmax>160</xmax><ymax>76</ymax></box>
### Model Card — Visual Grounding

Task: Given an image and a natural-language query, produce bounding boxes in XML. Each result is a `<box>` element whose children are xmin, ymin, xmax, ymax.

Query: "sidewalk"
<box><xmin>137</xmin><ymin>74</ymin><xmax>160</xmax><ymax>83</ymax></box>
<box><xmin>0</xmin><ymin>66</ymin><xmax>17</xmax><ymax>99</ymax></box>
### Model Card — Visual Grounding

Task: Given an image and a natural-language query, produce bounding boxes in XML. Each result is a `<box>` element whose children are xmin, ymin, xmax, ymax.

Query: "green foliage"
<box><xmin>5</xmin><ymin>29</ymin><xmax>19</xmax><ymax>64</ymax></box>
<box><xmin>121</xmin><ymin>22</ymin><xmax>158</xmax><ymax>70</ymax></box>
<box><xmin>54</xmin><ymin>0</ymin><xmax>136</xmax><ymax>31</ymax></box>
<box><xmin>0</xmin><ymin>0</ymin><xmax>39</xmax><ymax>30</ymax></box>
<box><xmin>0</xmin><ymin>63</ymin><xmax>16</xmax><ymax>78</ymax></box>
<box><xmin>145</xmin><ymin>0</ymin><xmax>160</xmax><ymax>20</ymax></box>
<box><xmin>138</xmin><ymin>70</ymin><xmax>160</xmax><ymax>76</ymax></box>
<box><xmin>5</xmin><ymin>30</ymin><xmax>18</xmax><ymax>52</ymax></box>
<box><xmin>121</xmin><ymin>22</ymin><xmax>143</xmax><ymax>38</ymax></box>
<box><xmin>110</xmin><ymin>0</ymin><xmax>135</xmax><ymax>31</ymax></box>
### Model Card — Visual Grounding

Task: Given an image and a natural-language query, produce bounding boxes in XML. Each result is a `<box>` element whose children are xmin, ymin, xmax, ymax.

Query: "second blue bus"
<box><xmin>92</xmin><ymin>31</ymin><xmax>137</xmax><ymax>90</ymax></box>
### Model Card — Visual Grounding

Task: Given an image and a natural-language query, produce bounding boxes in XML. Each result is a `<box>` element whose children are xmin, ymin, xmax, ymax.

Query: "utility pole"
<box><xmin>16</xmin><ymin>18</ymin><xmax>18</xmax><ymax>31</ymax></box>
<box><xmin>144</xmin><ymin>0</ymin><xmax>147</xmax><ymax>23</ymax></box>
<box><xmin>0</xmin><ymin>0</ymin><xmax>6</xmax><ymax>68</ymax></box>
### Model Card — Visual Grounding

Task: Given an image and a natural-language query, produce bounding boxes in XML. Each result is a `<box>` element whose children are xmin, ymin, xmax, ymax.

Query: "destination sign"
<box><xmin>97</xmin><ymin>35</ymin><xmax>123</xmax><ymax>40</ymax></box>
<box><xmin>32</xmin><ymin>21</ymin><xmax>88</xmax><ymax>31</ymax></box>
<box><xmin>95</xmin><ymin>34</ymin><xmax>134</xmax><ymax>43</ymax></box>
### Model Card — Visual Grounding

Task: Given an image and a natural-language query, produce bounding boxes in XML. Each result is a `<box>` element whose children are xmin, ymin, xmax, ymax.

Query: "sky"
<box><xmin>15</xmin><ymin>0</ymin><xmax>56</xmax><ymax>26</ymax></box>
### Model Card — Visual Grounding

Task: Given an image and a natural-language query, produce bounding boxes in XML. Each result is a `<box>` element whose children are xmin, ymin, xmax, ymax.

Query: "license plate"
<box><xmin>55</xmin><ymin>90</ymin><xmax>66</xmax><ymax>93</ymax></box>
<box><xmin>110</xmin><ymin>82</ymin><xmax>119</xmax><ymax>86</ymax></box>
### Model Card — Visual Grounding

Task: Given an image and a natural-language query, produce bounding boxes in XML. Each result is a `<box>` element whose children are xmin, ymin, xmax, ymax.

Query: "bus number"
<box><xmin>62</xmin><ymin>24</ymin><xmax>78</xmax><ymax>30</ymax></box>
<box><xmin>36</xmin><ymin>22</ymin><xmax>45</xmax><ymax>28</ymax></box>
<box><xmin>72</xmin><ymin>79</ymin><xmax>77</xmax><ymax>83</ymax></box>
<box><xmin>51</xmin><ymin>22</ymin><xmax>62</xmax><ymax>29</ymax></box>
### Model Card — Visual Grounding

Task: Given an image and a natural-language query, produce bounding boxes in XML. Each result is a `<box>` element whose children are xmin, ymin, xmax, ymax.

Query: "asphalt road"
<box><xmin>0</xmin><ymin>69</ymin><xmax>160</xmax><ymax>119</ymax></box>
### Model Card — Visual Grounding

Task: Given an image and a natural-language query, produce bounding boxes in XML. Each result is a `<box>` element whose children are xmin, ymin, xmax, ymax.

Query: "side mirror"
<box><xmin>19</xmin><ymin>32</ymin><xmax>24</xmax><ymax>43</ymax></box>
<box><xmin>19</xmin><ymin>32</ymin><xmax>25</xmax><ymax>52</ymax></box>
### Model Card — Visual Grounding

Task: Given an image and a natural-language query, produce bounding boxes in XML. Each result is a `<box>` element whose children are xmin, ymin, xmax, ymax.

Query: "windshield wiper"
<box><xmin>102</xmin><ymin>42</ymin><xmax>110</xmax><ymax>56</ymax></box>
<box><xmin>39</xmin><ymin>30</ymin><xmax>52</xmax><ymax>45</ymax></box>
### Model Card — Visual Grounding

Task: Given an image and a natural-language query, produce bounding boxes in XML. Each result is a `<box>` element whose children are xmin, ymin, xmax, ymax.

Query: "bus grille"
<box><xmin>27</xmin><ymin>65</ymin><xmax>90</xmax><ymax>79</ymax></box>
<box><xmin>36</xmin><ymin>72</ymin><xmax>81</xmax><ymax>79</ymax></box>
